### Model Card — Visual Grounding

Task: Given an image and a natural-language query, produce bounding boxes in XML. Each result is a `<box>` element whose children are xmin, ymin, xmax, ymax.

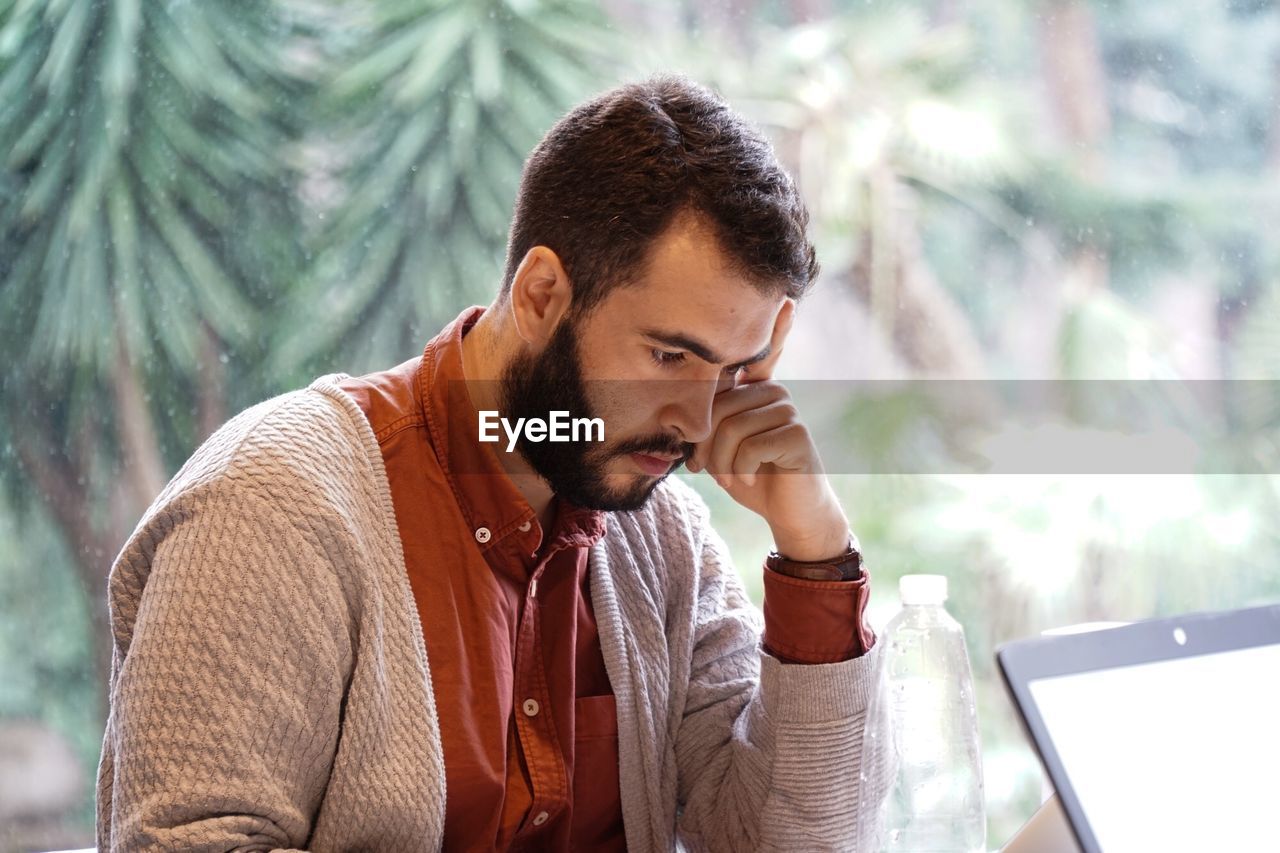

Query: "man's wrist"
<box><xmin>766</xmin><ymin>536</ymin><xmax>862</xmax><ymax>582</ymax></box>
<box><xmin>769</xmin><ymin>515</ymin><xmax>852</xmax><ymax>563</ymax></box>
<box><xmin>768</xmin><ymin>499</ymin><xmax>849</xmax><ymax>558</ymax></box>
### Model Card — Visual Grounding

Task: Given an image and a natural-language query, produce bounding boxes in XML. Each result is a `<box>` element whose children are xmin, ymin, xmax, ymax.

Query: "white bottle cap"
<box><xmin>899</xmin><ymin>574</ymin><xmax>948</xmax><ymax>606</ymax></box>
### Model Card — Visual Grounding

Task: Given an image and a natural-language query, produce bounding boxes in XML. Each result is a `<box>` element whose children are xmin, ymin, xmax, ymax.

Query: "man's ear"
<box><xmin>508</xmin><ymin>246</ymin><xmax>573</xmax><ymax>346</ymax></box>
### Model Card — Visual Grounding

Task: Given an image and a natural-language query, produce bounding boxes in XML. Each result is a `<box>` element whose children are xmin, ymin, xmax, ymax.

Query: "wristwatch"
<box><xmin>766</xmin><ymin>537</ymin><xmax>863</xmax><ymax>582</ymax></box>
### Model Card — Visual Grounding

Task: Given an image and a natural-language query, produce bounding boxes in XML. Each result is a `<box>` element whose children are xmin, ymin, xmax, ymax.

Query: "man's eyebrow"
<box><xmin>641</xmin><ymin>329</ymin><xmax>772</xmax><ymax>369</ymax></box>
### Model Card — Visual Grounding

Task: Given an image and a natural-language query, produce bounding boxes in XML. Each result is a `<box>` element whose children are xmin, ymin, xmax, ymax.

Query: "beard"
<box><xmin>498</xmin><ymin>315</ymin><xmax>692</xmax><ymax>512</ymax></box>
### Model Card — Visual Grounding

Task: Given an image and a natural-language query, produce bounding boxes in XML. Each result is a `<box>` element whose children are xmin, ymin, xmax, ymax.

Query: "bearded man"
<box><xmin>97</xmin><ymin>75</ymin><xmax>882</xmax><ymax>852</ymax></box>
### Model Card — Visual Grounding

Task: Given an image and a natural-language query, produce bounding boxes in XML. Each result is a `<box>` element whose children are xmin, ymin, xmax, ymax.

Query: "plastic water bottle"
<box><xmin>857</xmin><ymin>574</ymin><xmax>985</xmax><ymax>852</ymax></box>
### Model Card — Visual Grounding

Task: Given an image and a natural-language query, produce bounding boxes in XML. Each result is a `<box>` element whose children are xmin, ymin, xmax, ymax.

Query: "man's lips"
<box><xmin>630</xmin><ymin>452</ymin><xmax>682</xmax><ymax>476</ymax></box>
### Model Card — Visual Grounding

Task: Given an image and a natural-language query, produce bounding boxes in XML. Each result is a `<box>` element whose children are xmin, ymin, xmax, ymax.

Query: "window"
<box><xmin>3</xmin><ymin>0</ymin><xmax>1278</xmax><ymax>843</ymax></box>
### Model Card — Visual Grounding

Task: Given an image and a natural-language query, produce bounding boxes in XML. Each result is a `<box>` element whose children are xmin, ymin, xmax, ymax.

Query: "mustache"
<box><xmin>608</xmin><ymin>435</ymin><xmax>695</xmax><ymax>465</ymax></box>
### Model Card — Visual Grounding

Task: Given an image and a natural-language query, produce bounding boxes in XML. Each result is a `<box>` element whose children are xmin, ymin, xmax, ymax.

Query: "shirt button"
<box><xmin>522</xmin><ymin>698</ymin><xmax>540</xmax><ymax>717</ymax></box>
<box><xmin>532</xmin><ymin>810</ymin><xmax>549</xmax><ymax>826</ymax></box>
<box><xmin>518</xmin><ymin>521</ymin><xmax>532</xmax><ymax>532</ymax></box>
<box><xmin>474</xmin><ymin>527</ymin><xmax>491</xmax><ymax>544</ymax></box>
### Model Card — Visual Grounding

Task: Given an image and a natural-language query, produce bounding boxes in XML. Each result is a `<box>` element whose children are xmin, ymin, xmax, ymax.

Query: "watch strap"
<box><xmin>766</xmin><ymin>538</ymin><xmax>863</xmax><ymax>582</ymax></box>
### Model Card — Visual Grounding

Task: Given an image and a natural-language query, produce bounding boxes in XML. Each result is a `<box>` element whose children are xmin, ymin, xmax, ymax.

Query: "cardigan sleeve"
<box><xmin>97</xmin><ymin>478</ymin><xmax>353</xmax><ymax>853</ymax></box>
<box><xmin>671</xmin><ymin>500</ymin><xmax>888</xmax><ymax>852</ymax></box>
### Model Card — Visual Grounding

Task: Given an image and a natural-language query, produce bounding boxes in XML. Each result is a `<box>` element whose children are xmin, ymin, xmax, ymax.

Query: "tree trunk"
<box><xmin>111</xmin><ymin>340</ymin><xmax>167</xmax><ymax>508</ymax></box>
<box><xmin>8</xmin><ymin>357</ymin><xmax>171</xmax><ymax>716</ymax></box>
<box><xmin>788</xmin><ymin>0</ymin><xmax>832</xmax><ymax>24</ymax></box>
<box><xmin>197</xmin><ymin>325</ymin><xmax>228</xmax><ymax>442</ymax></box>
<box><xmin>1037</xmin><ymin>0</ymin><xmax>1113</xmax><ymax>295</ymax></box>
<box><xmin>849</xmin><ymin>171</ymin><xmax>987</xmax><ymax>378</ymax></box>
<box><xmin>1037</xmin><ymin>0</ymin><xmax>1110</xmax><ymax>175</ymax></box>
<box><xmin>12</xmin><ymin>416</ymin><xmax>118</xmax><ymax>715</ymax></box>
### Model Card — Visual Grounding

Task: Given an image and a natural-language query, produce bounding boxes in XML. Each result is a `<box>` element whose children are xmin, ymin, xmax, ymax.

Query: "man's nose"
<box><xmin>660</xmin><ymin>378</ymin><xmax>721</xmax><ymax>445</ymax></box>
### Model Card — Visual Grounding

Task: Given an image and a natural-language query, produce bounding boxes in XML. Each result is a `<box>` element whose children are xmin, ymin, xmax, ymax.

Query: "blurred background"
<box><xmin>2</xmin><ymin>0</ymin><xmax>1280</xmax><ymax>848</ymax></box>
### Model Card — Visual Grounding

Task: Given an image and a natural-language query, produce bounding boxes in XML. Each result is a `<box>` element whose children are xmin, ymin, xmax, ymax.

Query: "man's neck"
<box><xmin>460</xmin><ymin>306</ymin><xmax>557</xmax><ymax>531</ymax></box>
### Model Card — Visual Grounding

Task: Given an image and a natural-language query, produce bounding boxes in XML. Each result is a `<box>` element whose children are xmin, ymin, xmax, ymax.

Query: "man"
<box><xmin>97</xmin><ymin>76</ymin><xmax>881</xmax><ymax>852</ymax></box>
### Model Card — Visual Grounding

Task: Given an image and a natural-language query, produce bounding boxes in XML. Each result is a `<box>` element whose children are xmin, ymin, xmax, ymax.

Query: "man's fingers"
<box><xmin>700</xmin><ymin>400</ymin><xmax>796</xmax><ymax>482</ymax></box>
<box><xmin>731</xmin><ymin>421</ymin><xmax>812</xmax><ymax>486</ymax></box>
<box><xmin>687</xmin><ymin>299</ymin><xmax>797</xmax><ymax>474</ymax></box>
<box><xmin>689</xmin><ymin>383</ymin><xmax>787</xmax><ymax>472</ymax></box>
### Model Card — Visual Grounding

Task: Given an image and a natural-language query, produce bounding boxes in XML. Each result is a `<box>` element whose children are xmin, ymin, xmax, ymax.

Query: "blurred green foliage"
<box><xmin>272</xmin><ymin>0</ymin><xmax>616</xmax><ymax>374</ymax></box>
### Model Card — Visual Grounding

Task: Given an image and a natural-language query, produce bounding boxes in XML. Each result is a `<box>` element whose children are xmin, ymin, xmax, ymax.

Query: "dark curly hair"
<box><xmin>500</xmin><ymin>75</ymin><xmax>818</xmax><ymax>314</ymax></box>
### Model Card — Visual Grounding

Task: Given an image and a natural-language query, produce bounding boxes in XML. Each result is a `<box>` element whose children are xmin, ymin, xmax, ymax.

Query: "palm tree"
<box><xmin>273</xmin><ymin>0</ymin><xmax>615</xmax><ymax>376</ymax></box>
<box><xmin>0</xmin><ymin>0</ymin><xmax>306</xmax><ymax>696</ymax></box>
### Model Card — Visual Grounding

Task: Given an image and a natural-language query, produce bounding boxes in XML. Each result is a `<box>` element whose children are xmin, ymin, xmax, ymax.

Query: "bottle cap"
<box><xmin>899</xmin><ymin>574</ymin><xmax>948</xmax><ymax>606</ymax></box>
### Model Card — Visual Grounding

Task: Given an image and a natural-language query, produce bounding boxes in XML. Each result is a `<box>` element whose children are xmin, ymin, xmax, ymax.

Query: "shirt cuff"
<box><xmin>761</xmin><ymin>562</ymin><xmax>875</xmax><ymax>664</ymax></box>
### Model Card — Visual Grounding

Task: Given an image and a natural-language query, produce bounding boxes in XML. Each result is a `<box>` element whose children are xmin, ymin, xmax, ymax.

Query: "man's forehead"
<box><xmin>589</xmin><ymin>212</ymin><xmax>789</xmax><ymax>360</ymax></box>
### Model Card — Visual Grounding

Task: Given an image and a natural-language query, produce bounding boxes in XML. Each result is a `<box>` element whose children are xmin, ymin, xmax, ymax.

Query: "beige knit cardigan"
<box><xmin>96</xmin><ymin>376</ymin><xmax>882</xmax><ymax>852</ymax></box>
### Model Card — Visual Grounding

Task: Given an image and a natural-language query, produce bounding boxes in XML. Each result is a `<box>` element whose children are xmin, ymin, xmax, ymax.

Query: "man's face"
<box><xmin>499</xmin><ymin>217</ymin><xmax>787</xmax><ymax>511</ymax></box>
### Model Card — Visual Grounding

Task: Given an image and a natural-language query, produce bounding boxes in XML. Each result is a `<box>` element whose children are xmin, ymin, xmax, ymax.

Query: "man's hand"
<box><xmin>686</xmin><ymin>301</ymin><xmax>850</xmax><ymax>562</ymax></box>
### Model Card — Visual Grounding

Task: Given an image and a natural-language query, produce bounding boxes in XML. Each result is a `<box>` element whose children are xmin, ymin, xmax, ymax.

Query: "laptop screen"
<box><xmin>1027</xmin><ymin>642</ymin><xmax>1280</xmax><ymax>852</ymax></box>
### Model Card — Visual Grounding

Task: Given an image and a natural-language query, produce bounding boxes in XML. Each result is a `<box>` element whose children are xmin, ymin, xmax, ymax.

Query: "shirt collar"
<box><xmin>419</xmin><ymin>306</ymin><xmax>607</xmax><ymax>576</ymax></box>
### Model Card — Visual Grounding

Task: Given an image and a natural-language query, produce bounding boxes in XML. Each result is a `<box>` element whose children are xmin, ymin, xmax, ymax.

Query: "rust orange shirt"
<box><xmin>338</xmin><ymin>307</ymin><xmax>872</xmax><ymax>852</ymax></box>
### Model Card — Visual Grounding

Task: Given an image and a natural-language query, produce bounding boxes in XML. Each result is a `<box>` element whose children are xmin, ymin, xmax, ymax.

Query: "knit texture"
<box><xmin>97</xmin><ymin>375</ymin><xmax>884</xmax><ymax>852</ymax></box>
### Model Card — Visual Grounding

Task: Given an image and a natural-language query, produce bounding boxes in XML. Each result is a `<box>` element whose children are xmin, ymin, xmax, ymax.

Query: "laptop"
<box><xmin>996</xmin><ymin>604</ymin><xmax>1280</xmax><ymax>853</ymax></box>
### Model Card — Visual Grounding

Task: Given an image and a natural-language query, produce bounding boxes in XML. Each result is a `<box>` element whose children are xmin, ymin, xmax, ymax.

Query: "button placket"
<box><xmin>511</xmin><ymin>565</ymin><xmax>568</xmax><ymax>832</ymax></box>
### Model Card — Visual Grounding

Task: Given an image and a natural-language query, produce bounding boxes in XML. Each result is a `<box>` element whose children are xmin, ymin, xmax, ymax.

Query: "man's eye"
<box><xmin>651</xmin><ymin>349</ymin><xmax>687</xmax><ymax>367</ymax></box>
